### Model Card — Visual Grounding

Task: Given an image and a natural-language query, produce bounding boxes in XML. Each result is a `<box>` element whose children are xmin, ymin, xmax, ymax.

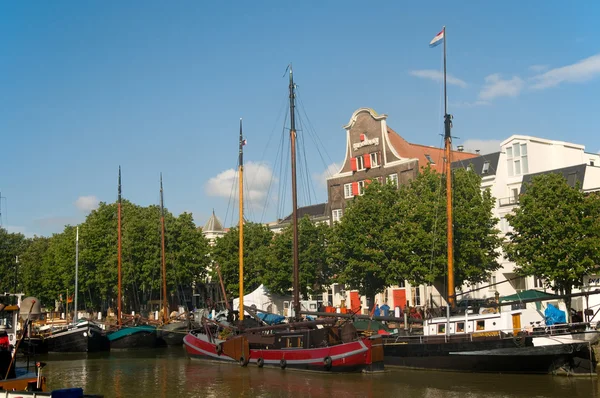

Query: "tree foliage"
<box><xmin>267</xmin><ymin>216</ymin><xmax>333</xmax><ymax>298</ymax></box>
<box><xmin>504</xmin><ymin>173</ymin><xmax>600</xmax><ymax>312</ymax></box>
<box><xmin>11</xmin><ymin>200</ymin><xmax>211</xmax><ymax>311</ymax></box>
<box><xmin>211</xmin><ymin>222</ymin><xmax>273</xmax><ymax>299</ymax></box>
<box><xmin>329</xmin><ymin>166</ymin><xmax>501</xmax><ymax>304</ymax></box>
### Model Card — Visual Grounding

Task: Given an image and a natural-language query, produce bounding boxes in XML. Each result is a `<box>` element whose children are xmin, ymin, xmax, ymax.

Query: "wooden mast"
<box><xmin>288</xmin><ymin>65</ymin><xmax>300</xmax><ymax>321</ymax></box>
<box><xmin>442</xmin><ymin>26</ymin><xmax>455</xmax><ymax>308</ymax></box>
<box><xmin>117</xmin><ymin>166</ymin><xmax>122</xmax><ymax>327</ymax></box>
<box><xmin>238</xmin><ymin>118</ymin><xmax>245</xmax><ymax>321</ymax></box>
<box><xmin>160</xmin><ymin>173</ymin><xmax>168</xmax><ymax>323</ymax></box>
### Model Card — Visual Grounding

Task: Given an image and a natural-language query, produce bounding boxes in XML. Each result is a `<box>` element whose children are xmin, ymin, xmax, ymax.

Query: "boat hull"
<box><xmin>183</xmin><ymin>330</ymin><xmax>383</xmax><ymax>373</ymax></box>
<box><xmin>108</xmin><ymin>325</ymin><xmax>158</xmax><ymax>349</ymax></box>
<box><xmin>157</xmin><ymin>321</ymin><xmax>198</xmax><ymax>346</ymax></box>
<box><xmin>383</xmin><ymin>337</ymin><xmax>596</xmax><ymax>375</ymax></box>
<box><xmin>46</xmin><ymin>325</ymin><xmax>110</xmax><ymax>353</ymax></box>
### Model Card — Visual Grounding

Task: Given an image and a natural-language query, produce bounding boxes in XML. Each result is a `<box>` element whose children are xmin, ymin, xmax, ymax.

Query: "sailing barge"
<box><xmin>185</xmin><ymin>69</ymin><xmax>384</xmax><ymax>372</ymax></box>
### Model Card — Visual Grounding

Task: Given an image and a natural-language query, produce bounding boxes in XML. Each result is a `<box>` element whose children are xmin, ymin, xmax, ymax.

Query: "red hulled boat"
<box><xmin>184</xmin><ymin>320</ymin><xmax>383</xmax><ymax>372</ymax></box>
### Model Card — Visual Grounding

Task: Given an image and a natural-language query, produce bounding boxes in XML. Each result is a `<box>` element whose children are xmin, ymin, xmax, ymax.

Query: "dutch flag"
<box><xmin>429</xmin><ymin>29</ymin><xmax>444</xmax><ymax>48</ymax></box>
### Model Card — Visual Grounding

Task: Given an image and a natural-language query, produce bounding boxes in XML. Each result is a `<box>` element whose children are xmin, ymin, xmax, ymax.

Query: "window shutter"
<box><xmin>352</xmin><ymin>182</ymin><xmax>359</xmax><ymax>196</ymax></box>
<box><xmin>360</xmin><ymin>134</ymin><xmax>365</xmax><ymax>141</ymax></box>
<box><xmin>363</xmin><ymin>154</ymin><xmax>371</xmax><ymax>169</ymax></box>
<box><xmin>350</xmin><ymin>157</ymin><xmax>357</xmax><ymax>172</ymax></box>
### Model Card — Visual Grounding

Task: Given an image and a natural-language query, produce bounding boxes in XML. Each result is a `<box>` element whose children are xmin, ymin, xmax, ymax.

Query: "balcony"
<box><xmin>498</xmin><ymin>196</ymin><xmax>519</xmax><ymax>207</ymax></box>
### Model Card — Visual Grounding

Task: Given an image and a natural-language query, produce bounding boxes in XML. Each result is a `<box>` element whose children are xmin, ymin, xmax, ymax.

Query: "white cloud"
<box><xmin>479</xmin><ymin>74</ymin><xmax>524</xmax><ymax>100</ymax></box>
<box><xmin>410</xmin><ymin>70</ymin><xmax>467</xmax><ymax>88</ymax></box>
<box><xmin>529</xmin><ymin>64</ymin><xmax>549</xmax><ymax>73</ymax></box>
<box><xmin>205</xmin><ymin>161</ymin><xmax>276</xmax><ymax>204</ymax></box>
<box><xmin>313</xmin><ymin>163</ymin><xmax>341</xmax><ymax>188</ymax></box>
<box><xmin>530</xmin><ymin>53</ymin><xmax>600</xmax><ymax>89</ymax></box>
<box><xmin>460</xmin><ymin>139</ymin><xmax>502</xmax><ymax>155</ymax></box>
<box><xmin>74</xmin><ymin>195</ymin><xmax>99</xmax><ymax>212</ymax></box>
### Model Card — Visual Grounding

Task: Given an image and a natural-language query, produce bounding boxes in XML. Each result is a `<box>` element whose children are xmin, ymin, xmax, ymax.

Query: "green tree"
<box><xmin>328</xmin><ymin>181</ymin><xmax>400</xmax><ymax>307</ymax></box>
<box><xmin>18</xmin><ymin>236</ymin><xmax>50</xmax><ymax>302</ymax></box>
<box><xmin>0</xmin><ymin>228</ymin><xmax>28</xmax><ymax>294</ymax></box>
<box><xmin>211</xmin><ymin>222</ymin><xmax>273</xmax><ymax>299</ymax></box>
<box><xmin>267</xmin><ymin>216</ymin><xmax>333</xmax><ymax>298</ymax></box>
<box><xmin>504</xmin><ymin>174</ymin><xmax>600</xmax><ymax>316</ymax></box>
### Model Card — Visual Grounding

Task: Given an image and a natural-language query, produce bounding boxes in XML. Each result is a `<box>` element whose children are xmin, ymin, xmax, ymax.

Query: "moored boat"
<box><xmin>43</xmin><ymin>320</ymin><xmax>110</xmax><ymax>353</ymax></box>
<box><xmin>107</xmin><ymin>325</ymin><xmax>158</xmax><ymax>349</ymax></box>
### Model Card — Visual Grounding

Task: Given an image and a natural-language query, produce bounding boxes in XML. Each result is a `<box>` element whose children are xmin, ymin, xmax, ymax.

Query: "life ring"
<box><xmin>280</xmin><ymin>359</ymin><xmax>287</xmax><ymax>369</ymax></box>
<box><xmin>257</xmin><ymin>357</ymin><xmax>264</xmax><ymax>368</ymax></box>
<box><xmin>323</xmin><ymin>356</ymin><xmax>332</xmax><ymax>370</ymax></box>
<box><xmin>215</xmin><ymin>344</ymin><xmax>223</xmax><ymax>355</ymax></box>
<box><xmin>239</xmin><ymin>356</ymin><xmax>247</xmax><ymax>367</ymax></box>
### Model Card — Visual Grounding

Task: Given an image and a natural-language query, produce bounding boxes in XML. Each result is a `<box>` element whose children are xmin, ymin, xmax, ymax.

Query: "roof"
<box><xmin>521</xmin><ymin>164</ymin><xmax>587</xmax><ymax>193</ymax></box>
<box><xmin>500</xmin><ymin>289</ymin><xmax>558</xmax><ymax>302</ymax></box>
<box><xmin>280</xmin><ymin>203</ymin><xmax>328</xmax><ymax>223</ymax></box>
<box><xmin>452</xmin><ymin>152</ymin><xmax>501</xmax><ymax>177</ymax></box>
<box><xmin>203</xmin><ymin>210</ymin><xmax>224</xmax><ymax>232</ymax></box>
<box><xmin>386</xmin><ymin>127</ymin><xmax>478</xmax><ymax>173</ymax></box>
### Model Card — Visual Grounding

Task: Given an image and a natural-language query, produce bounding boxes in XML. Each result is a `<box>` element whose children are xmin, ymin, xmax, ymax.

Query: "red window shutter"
<box><xmin>363</xmin><ymin>154</ymin><xmax>371</xmax><ymax>169</ymax></box>
<box><xmin>350</xmin><ymin>157</ymin><xmax>357</xmax><ymax>172</ymax></box>
<box><xmin>360</xmin><ymin>134</ymin><xmax>365</xmax><ymax>141</ymax></box>
<box><xmin>352</xmin><ymin>182</ymin><xmax>359</xmax><ymax>196</ymax></box>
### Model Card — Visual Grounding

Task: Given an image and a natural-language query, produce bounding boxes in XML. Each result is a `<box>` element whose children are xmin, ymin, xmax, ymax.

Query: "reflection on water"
<box><xmin>38</xmin><ymin>348</ymin><xmax>600</xmax><ymax>398</ymax></box>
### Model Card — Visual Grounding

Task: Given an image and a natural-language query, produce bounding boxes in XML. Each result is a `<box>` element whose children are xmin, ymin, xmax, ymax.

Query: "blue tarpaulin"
<box><xmin>257</xmin><ymin>312</ymin><xmax>286</xmax><ymax>325</ymax></box>
<box><xmin>544</xmin><ymin>303</ymin><xmax>566</xmax><ymax>325</ymax></box>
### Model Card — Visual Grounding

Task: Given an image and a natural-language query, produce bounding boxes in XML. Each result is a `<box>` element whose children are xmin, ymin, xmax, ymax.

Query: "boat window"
<box><xmin>476</xmin><ymin>320</ymin><xmax>485</xmax><ymax>331</ymax></box>
<box><xmin>286</xmin><ymin>336</ymin><xmax>303</xmax><ymax>348</ymax></box>
<box><xmin>437</xmin><ymin>324</ymin><xmax>446</xmax><ymax>334</ymax></box>
<box><xmin>456</xmin><ymin>322</ymin><xmax>465</xmax><ymax>333</ymax></box>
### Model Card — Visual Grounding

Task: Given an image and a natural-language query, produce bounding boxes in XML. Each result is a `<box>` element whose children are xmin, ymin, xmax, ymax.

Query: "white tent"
<box><xmin>233</xmin><ymin>284</ymin><xmax>291</xmax><ymax>316</ymax></box>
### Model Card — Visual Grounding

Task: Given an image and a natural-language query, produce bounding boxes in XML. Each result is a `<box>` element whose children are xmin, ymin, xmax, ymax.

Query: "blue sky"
<box><xmin>1</xmin><ymin>1</ymin><xmax>598</xmax><ymax>237</ymax></box>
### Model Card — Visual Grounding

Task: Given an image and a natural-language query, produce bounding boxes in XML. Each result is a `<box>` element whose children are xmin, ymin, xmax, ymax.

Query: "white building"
<box><xmin>453</xmin><ymin>135</ymin><xmax>600</xmax><ymax>308</ymax></box>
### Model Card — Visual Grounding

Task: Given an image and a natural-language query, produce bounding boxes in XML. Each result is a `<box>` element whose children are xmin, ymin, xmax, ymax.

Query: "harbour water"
<box><xmin>36</xmin><ymin>347</ymin><xmax>599</xmax><ymax>397</ymax></box>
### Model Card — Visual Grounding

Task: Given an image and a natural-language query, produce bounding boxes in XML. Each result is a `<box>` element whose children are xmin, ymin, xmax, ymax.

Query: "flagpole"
<box><xmin>442</xmin><ymin>25</ymin><xmax>455</xmax><ymax>309</ymax></box>
<box><xmin>443</xmin><ymin>26</ymin><xmax>447</xmax><ymax>115</ymax></box>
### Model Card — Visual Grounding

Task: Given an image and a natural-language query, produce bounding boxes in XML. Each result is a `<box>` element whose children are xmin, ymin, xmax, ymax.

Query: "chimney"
<box><xmin>457</xmin><ymin>145</ymin><xmax>464</xmax><ymax>152</ymax></box>
<box><xmin>475</xmin><ymin>149</ymin><xmax>480</xmax><ymax>154</ymax></box>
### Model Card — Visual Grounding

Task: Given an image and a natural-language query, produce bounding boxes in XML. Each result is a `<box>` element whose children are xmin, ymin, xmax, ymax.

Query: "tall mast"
<box><xmin>238</xmin><ymin>118</ymin><xmax>244</xmax><ymax>321</ymax></box>
<box><xmin>160</xmin><ymin>173</ymin><xmax>168</xmax><ymax>323</ymax></box>
<box><xmin>74</xmin><ymin>226</ymin><xmax>79</xmax><ymax>323</ymax></box>
<box><xmin>288</xmin><ymin>65</ymin><xmax>300</xmax><ymax>321</ymax></box>
<box><xmin>442</xmin><ymin>26</ymin><xmax>455</xmax><ymax>308</ymax></box>
<box><xmin>117</xmin><ymin>166</ymin><xmax>122</xmax><ymax>326</ymax></box>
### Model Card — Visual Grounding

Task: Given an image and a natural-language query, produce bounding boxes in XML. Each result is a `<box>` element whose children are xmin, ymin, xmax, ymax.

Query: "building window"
<box><xmin>356</xmin><ymin>156</ymin><xmax>365</xmax><ymax>171</ymax></box>
<box><xmin>514</xmin><ymin>276</ymin><xmax>527</xmax><ymax>292</ymax></box>
<box><xmin>476</xmin><ymin>321</ymin><xmax>485</xmax><ymax>331</ymax></box>
<box><xmin>482</xmin><ymin>161</ymin><xmax>490</xmax><ymax>174</ymax></box>
<box><xmin>415</xmin><ymin>286</ymin><xmax>421</xmax><ymax>306</ymax></box>
<box><xmin>534</xmin><ymin>277</ymin><xmax>545</xmax><ymax>289</ymax></box>
<box><xmin>506</xmin><ymin>143</ymin><xmax>528</xmax><ymax>177</ymax></box>
<box><xmin>521</xmin><ymin>144</ymin><xmax>528</xmax><ymax>174</ymax></box>
<box><xmin>344</xmin><ymin>183</ymin><xmax>354</xmax><ymax>199</ymax></box>
<box><xmin>437</xmin><ymin>324</ymin><xmax>446</xmax><ymax>334</ymax></box>
<box><xmin>591</xmin><ymin>160</ymin><xmax>595</xmax><ymax>166</ymax></box>
<box><xmin>332</xmin><ymin>209</ymin><xmax>343</xmax><ymax>223</ymax></box>
<box><xmin>376</xmin><ymin>176</ymin><xmax>383</xmax><ymax>184</ymax></box>
<box><xmin>387</xmin><ymin>173</ymin><xmax>398</xmax><ymax>187</ymax></box>
<box><xmin>358</xmin><ymin>181</ymin><xmax>366</xmax><ymax>195</ymax></box>
<box><xmin>370</xmin><ymin>152</ymin><xmax>380</xmax><ymax>167</ymax></box>
<box><xmin>425</xmin><ymin>154</ymin><xmax>435</xmax><ymax>165</ymax></box>
<box><xmin>456</xmin><ymin>322</ymin><xmax>465</xmax><ymax>333</ymax></box>
<box><xmin>489</xmin><ymin>275</ymin><xmax>497</xmax><ymax>290</ymax></box>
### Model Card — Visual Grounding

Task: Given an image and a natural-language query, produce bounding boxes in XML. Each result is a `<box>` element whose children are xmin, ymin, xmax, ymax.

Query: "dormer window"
<box><xmin>482</xmin><ymin>161</ymin><xmax>490</xmax><ymax>174</ymax></box>
<box><xmin>425</xmin><ymin>154</ymin><xmax>435</xmax><ymax>165</ymax></box>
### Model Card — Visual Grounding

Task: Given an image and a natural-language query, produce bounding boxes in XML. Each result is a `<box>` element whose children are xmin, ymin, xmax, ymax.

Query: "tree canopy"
<box><xmin>504</xmin><ymin>173</ymin><xmax>600</xmax><ymax>312</ymax></box>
